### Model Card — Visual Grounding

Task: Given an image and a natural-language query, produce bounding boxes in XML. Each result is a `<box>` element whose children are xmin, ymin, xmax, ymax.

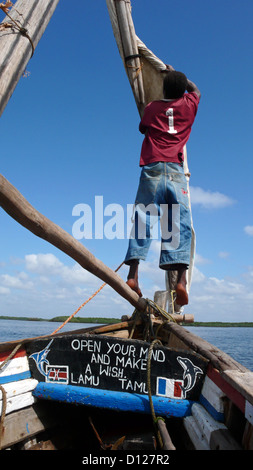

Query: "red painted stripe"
<box><xmin>0</xmin><ymin>348</ymin><xmax>26</xmax><ymax>362</ymax></box>
<box><xmin>207</xmin><ymin>364</ymin><xmax>245</xmax><ymax>413</ymax></box>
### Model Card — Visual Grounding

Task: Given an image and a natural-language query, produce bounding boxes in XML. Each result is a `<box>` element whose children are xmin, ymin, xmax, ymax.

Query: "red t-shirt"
<box><xmin>139</xmin><ymin>92</ymin><xmax>199</xmax><ymax>166</ymax></box>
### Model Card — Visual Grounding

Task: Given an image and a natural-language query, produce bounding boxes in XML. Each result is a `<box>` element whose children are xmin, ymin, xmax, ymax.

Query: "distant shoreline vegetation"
<box><xmin>0</xmin><ymin>315</ymin><xmax>252</xmax><ymax>327</ymax></box>
<box><xmin>0</xmin><ymin>315</ymin><xmax>120</xmax><ymax>324</ymax></box>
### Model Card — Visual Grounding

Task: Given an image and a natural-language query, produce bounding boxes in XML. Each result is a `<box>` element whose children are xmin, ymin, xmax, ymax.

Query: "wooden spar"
<box><xmin>0</xmin><ymin>173</ymin><xmax>147</xmax><ymax>312</ymax></box>
<box><xmin>156</xmin><ymin>419</ymin><xmax>176</xmax><ymax>450</ymax></box>
<box><xmin>113</xmin><ymin>0</ymin><xmax>145</xmax><ymax>115</ymax></box>
<box><xmin>0</xmin><ymin>0</ymin><xmax>60</xmax><ymax>117</ymax></box>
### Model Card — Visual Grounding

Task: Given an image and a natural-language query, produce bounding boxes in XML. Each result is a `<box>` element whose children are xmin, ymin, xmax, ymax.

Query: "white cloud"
<box><xmin>219</xmin><ymin>251</ymin><xmax>230</xmax><ymax>259</ymax></box>
<box><xmin>60</xmin><ymin>263</ymin><xmax>97</xmax><ymax>285</ymax></box>
<box><xmin>206</xmin><ymin>277</ymin><xmax>244</xmax><ymax>295</ymax></box>
<box><xmin>0</xmin><ymin>286</ymin><xmax>10</xmax><ymax>295</ymax></box>
<box><xmin>25</xmin><ymin>253</ymin><xmax>63</xmax><ymax>275</ymax></box>
<box><xmin>0</xmin><ymin>273</ymin><xmax>33</xmax><ymax>290</ymax></box>
<box><xmin>184</xmin><ymin>265</ymin><xmax>253</xmax><ymax>321</ymax></box>
<box><xmin>1</xmin><ymin>250</ymin><xmax>252</xmax><ymax>322</ymax></box>
<box><xmin>190</xmin><ymin>186</ymin><xmax>235</xmax><ymax>209</ymax></box>
<box><xmin>25</xmin><ymin>253</ymin><xmax>98</xmax><ymax>287</ymax></box>
<box><xmin>137</xmin><ymin>255</ymin><xmax>253</xmax><ymax>321</ymax></box>
<box><xmin>195</xmin><ymin>253</ymin><xmax>211</xmax><ymax>265</ymax></box>
<box><xmin>244</xmin><ymin>226</ymin><xmax>253</xmax><ymax>236</ymax></box>
<box><xmin>0</xmin><ymin>253</ymin><xmax>107</xmax><ymax>318</ymax></box>
<box><xmin>191</xmin><ymin>266</ymin><xmax>206</xmax><ymax>283</ymax></box>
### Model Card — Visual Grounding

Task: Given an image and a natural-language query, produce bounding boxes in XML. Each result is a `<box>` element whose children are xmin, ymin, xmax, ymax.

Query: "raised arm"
<box><xmin>186</xmin><ymin>79</ymin><xmax>201</xmax><ymax>99</ymax></box>
<box><xmin>164</xmin><ymin>65</ymin><xmax>201</xmax><ymax>99</ymax></box>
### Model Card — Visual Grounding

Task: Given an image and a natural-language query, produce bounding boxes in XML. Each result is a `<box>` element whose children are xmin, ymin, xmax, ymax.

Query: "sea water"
<box><xmin>186</xmin><ymin>326</ymin><xmax>253</xmax><ymax>371</ymax></box>
<box><xmin>0</xmin><ymin>320</ymin><xmax>252</xmax><ymax>371</ymax></box>
<box><xmin>0</xmin><ymin>319</ymin><xmax>101</xmax><ymax>343</ymax></box>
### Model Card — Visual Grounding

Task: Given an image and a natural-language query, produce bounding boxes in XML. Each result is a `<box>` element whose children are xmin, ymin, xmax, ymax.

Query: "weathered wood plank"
<box><xmin>154</xmin><ymin>291</ymin><xmax>168</xmax><ymax>310</ymax></box>
<box><xmin>208</xmin><ymin>366</ymin><xmax>247</xmax><ymax>414</ymax></box>
<box><xmin>242</xmin><ymin>422</ymin><xmax>253</xmax><ymax>450</ymax></box>
<box><xmin>0</xmin><ymin>355</ymin><xmax>29</xmax><ymax>379</ymax></box>
<box><xmin>0</xmin><ymin>403</ymin><xmax>57</xmax><ymax>449</ymax></box>
<box><xmin>0</xmin><ymin>378</ymin><xmax>37</xmax><ymax>400</ymax></box>
<box><xmin>245</xmin><ymin>401</ymin><xmax>253</xmax><ymax>426</ymax></box>
<box><xmin>0</xmin><ymin>347</ymin><xmax>26</xmax><ymax>362</ymax></box>
<box><xmin>185</xmin><ymin>403</ymin><xmax>242</xmax><ymax>450</ymax></box>
<box><xmin>0</xmin><ymin>0</ymin><xmax>60</xmax><ymax>116</ymax></box>
<box><xmin>200</xmin><ymin>374</ymin><xmax>225</xmax><ymax>422</ymax></box>
<box><xmin>184</xmin><ymin>416</ymin><xmax>210</xmax><ymax>450</ymax></box>
<box><xmin>210</xmin><ymin>428</ymin><xmax>242</xmax><ymax>451</ymax></box>
<box><xmin>0</xmin><ymin>390</ymin><xmax>35</xmax><ymax>415</ymax></box>
<box><xmin>222</xmin><ymin>369</ymin><xmax>253</xmax><ymax>408</ymax></box>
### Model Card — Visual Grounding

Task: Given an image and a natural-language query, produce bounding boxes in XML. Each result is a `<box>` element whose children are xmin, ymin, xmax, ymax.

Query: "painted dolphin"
<box><xmin>177</xmin><ymin>356</ymin><xmax>203</xmax><ymax>398</ymax></box>
<box><xmin>29</xmin><ymin>339</ymin><xmax>54</xmax><ymax>378</ymax></box>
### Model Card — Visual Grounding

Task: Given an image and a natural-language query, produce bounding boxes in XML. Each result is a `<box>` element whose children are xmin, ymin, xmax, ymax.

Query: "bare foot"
<box><xmin>126</xmin><ymin>278</ymin><xmax>143</xmax><ymax>297</ymax></box>
<box><xmin>165</xmin><ymin>264</ymin><xmax>189</xmax><ymax>306</ymax></box>
<box><xmin>175</xmin><ymin>282</ymin><xmax>188</xmax><ymax>306</ymax></box>
<box><xmin>125</xmin><ymin>259</ymin><xmax>142</xmax><ymax>297</ymax></box>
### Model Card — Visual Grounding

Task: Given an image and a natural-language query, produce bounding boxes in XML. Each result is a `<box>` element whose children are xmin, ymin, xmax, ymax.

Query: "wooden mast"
<box><xmin>0</xmin><ymin>0</ymin><xmax>60</xmax><ymax>117</ymax></box>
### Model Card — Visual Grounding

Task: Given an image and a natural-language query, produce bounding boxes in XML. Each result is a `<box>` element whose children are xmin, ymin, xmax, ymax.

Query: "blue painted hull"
<box><xmin>33</xmin><ymin>382</ymin><xmax>194</xmax><ymax>418</ymax></box>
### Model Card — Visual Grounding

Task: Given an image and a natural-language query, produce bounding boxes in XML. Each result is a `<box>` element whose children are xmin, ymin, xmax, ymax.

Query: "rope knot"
<box><xmin>19</xmin><ymin>26</ymin><xmax>28</xmax><ymax>35</ymax></box>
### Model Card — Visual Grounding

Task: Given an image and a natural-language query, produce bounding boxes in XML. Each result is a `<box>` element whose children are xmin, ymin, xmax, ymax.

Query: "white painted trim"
<box><xmin>184</xmin><ymin>416</ymin><xmax>210</xmax><ymax>450</ymax></box>
<box><xmin>0</xmin><ymin>378</ymin><xmax>38</xmax><ymax>399</ymax></box>
<box><xmin>0</xmin><ymin>391</ymin><xmax>36</xmax><ymax>415</ymax></box>
<box><xmin>201</xmin><ymin>375</ymin><xmax>225</xmax><ymax>413</ymax></box>
<box><xmin>191</xmin><ymin>403</ymin><xmax>227</xmax><ymax>442</ymax></box>
<box><xmin>0</xmin><ymin>356</ymin><xmax>29</xmax><ymax>377</ymax></box>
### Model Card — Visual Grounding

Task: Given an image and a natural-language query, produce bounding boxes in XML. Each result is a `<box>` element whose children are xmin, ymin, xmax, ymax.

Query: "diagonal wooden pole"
<box><xmin>0</xmin><ymin>0</ymin><xmax>60</xmax><ymax>117</ymax></box>
<box><xmin>0</xmin><ymin>173</ymin><xmax>148</xmax><ymax>312</ymax></box>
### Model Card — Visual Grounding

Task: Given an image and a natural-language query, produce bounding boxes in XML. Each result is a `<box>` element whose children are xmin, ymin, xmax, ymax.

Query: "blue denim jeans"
<box><xmin>125</xmin><ymin>162</ymin><xmax>192</xmax><ymax>268</ymax></box>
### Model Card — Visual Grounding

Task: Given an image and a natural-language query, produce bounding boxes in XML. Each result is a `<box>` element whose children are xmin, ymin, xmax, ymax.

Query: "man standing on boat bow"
<box><xmin>124</xmin><ymin>67</ymin><xmax>201</xmax><ymax>306</ymax></box>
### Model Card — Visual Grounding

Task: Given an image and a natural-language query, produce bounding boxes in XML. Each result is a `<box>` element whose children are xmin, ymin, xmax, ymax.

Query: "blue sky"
<box><xmin>0</xmin><ymin>0</ymin><xmax>253</xmax><ymax>322</ymax></box>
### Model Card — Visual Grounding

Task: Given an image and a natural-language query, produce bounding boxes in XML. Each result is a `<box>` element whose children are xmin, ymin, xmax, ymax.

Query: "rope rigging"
<box><xmin>0</xmin><ymin>2</ymin><xmax>35</xmax><ymax>56</ymax></box>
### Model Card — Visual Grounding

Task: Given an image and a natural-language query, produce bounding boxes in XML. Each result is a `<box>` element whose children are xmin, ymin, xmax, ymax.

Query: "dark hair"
<box><xmin>163</xmin><ymin>71</ymin><xmax>188</xmax><ymax>99</ymax></box>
